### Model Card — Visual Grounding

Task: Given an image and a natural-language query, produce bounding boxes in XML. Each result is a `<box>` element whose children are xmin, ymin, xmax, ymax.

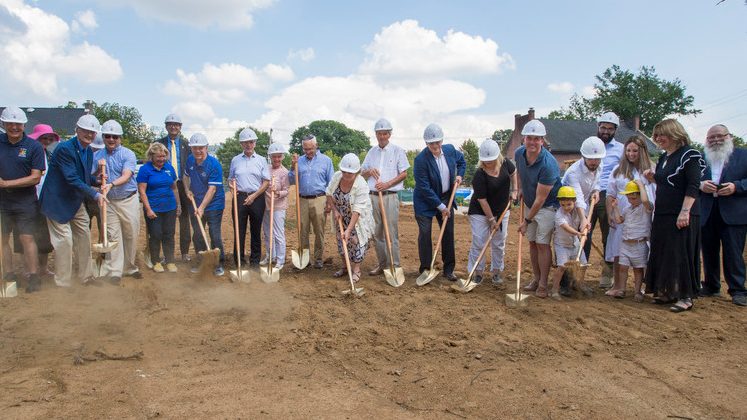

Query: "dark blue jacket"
<box><xmin>157</xmin><ymin>135</ymin><xmax>191</xmax><ymax>179</ymax></box>
<box><xmin>413</xmin><ymin>144</ymin><xmax>466</xmax><ymax>217</ymax></box>
<box><xmin>40</xmin><ymin>137</ymin><xmax>98</xmax><ymax>223</ymax></box>
<box><xmin>700</xmin><ymin>147</ymin><xmax>747</xmax><ymax>226</ymax></box>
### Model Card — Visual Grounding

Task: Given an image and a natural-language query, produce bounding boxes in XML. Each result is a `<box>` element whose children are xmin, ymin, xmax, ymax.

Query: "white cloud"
<box><xmin>581</xmin><ymin>85</ymin><xmax>597</xmax><ymax>97</ymax></box>
<box><xmin>547</xmin><ymin>82</ymin><xmax>574</xmax><ymax>94</ymax></box>
<box><xmin>71</xmin><ymin>9</ymin><xmax>97</xmax><ymax>33</ymax></box>
<box><xmin>0</xmin><ymin>0</ymin><xmax>121</xmax><ymax>99</ymax></box>
<box><xmin>360</xmin><ymin>19</ymin><xmax>514</xmax><ymax>79</ymax></box>
<box><xmin>102</xmin><ymin>0</ymin><xmax>275</xmax><ymax>30</ymax></box>
<box><xmin>287</xmin><ymin>47</ymin><xmax>315</xmax><ymax>62</ymax></box>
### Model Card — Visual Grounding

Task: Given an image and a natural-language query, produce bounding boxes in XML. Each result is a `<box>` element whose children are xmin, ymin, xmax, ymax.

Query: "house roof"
<box><xmin>538</xmin><ymin>118</ymin><xmax>658</xmax><ymax>153</ymax></box>
<box><xmin>0</xmin><ymin>106</ymin><xmax>87</xmax><ymax>138</ymax></box>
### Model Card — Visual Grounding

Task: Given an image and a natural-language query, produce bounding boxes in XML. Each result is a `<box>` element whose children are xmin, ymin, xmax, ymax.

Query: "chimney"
<box><xmin>528</xmin><ymin>107</ymin><xmax>535</xmax><ymax>120</ymax></box>
<box><xmin>633</xmin><ymin>115</ymin><xmax>640</xmax><ymax>131</ymax></box>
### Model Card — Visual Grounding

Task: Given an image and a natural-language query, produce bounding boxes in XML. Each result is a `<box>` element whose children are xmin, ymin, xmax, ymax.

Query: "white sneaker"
<box><xmin>275</xmin><ymin>264</ymin><xmax>284</xmax><ymax>271</ymax></box>
<box><xmin>259</xmin><ymin>256</ymin><xmax>269</xmax><ymax>266</ymax></box>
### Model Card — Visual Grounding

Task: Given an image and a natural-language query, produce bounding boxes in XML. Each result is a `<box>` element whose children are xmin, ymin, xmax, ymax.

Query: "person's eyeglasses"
<box><xmin>706</xmin><ymin>133</ymin><xmax>730</xmax><ymax>141</ymax></box>
<box><xmin>166</xmin><ymin>123</ymin><xmax>181</xmax><ymax>128</ymax></box>
<box><xmin>103</xmin><ymin>134</ymin><xmax>120</xmax><ymax>139</ymax></box>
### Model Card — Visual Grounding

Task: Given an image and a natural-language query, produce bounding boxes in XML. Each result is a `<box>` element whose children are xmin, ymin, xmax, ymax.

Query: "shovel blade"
<box><xmin>1</xmin><ymin>282</ymin><xmax>18</xmax><ymax>298</ymax></box>
<box><xmin>383</xmin><ymin>268</ymin><xmax>405</xmax><ymax>287</ymax></box>
<box><xmin>260</xmin><ymin>268</ymin><xmax>280</xmax><ymax>283</ymax></box>
<box><xmin>92</xmin><ymin>241</ymin><xmax>118</xmax><ymax>254</ymax></box>
<box><xmin>452</xmin><ymin>278</ymin><xmax>479</xmax><ymax>293</ymax></box>
<box><xmin>342</xmin><ymin>287</ymin><xmax>365</xmax><ymax>297</ymax></box>
<box><xmin>229</xmin><ymin>269</ymin><xmax>252</xmax><ymax>283</ymax></box>
<box><xmin>416</xmin><ymin>269</ymin><xmax>439</xmax><ymax>286</ymax></box>
<box><xmin>505</xmin><ymin>292</ymin><xmax>529</xmax><ymax>307</ymax></box>
<box><xmin>291</xmin><ymin>249</ymin><xmax>310</xmax><ymax>269</ymax></box>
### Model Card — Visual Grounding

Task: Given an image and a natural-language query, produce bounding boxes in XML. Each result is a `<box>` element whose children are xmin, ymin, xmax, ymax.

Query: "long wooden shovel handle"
<box><xmin>268</xmin><ymin>177</ymin><xmax>275</xmax><ymax>275</ymax></box>
<box><xmin>336</xmin><ymin>215</ymin><xmax>356</xmax><ymax>293</ymax></box>
<box><xmin>375</xmin><ymin>179</ymin><xmax>397</xmax><ymax>274</ymax></box>
<box><xmin>515</xmin><ymin>202</ymin><xmax>524</xmax><ymax>299</ymax></box>
<box><xmin>188</xmin><ymin>194</ymin><xmax>211</xmax><ymax>248</ymax></box>
<box><xmin>231</xmin><ymin>179</ymin><xmax>242</xmax><ymax>276</ymax></box>
<box><xmin>574</xmin><ymin>195</ymin><xmax>598</xmax><ymax>261</ymax></box>
<box><xmin>466</xmin><ymin>201</ymin><xmax>511</xmax><ymax>280</ymax></box>
<box><xmin>294</xmin><ymin>161</ymin><xmax>303</xmax><ymax>250</ymax></box>
<box><xmin>99</xmin><ymin>162</ymin><xmax>108</xmax><ymax>246</ymax></box>
<box><xmin>429</xmin><ymin>181</ymin><xmax>459</xmax><ymax>267</ymax></box>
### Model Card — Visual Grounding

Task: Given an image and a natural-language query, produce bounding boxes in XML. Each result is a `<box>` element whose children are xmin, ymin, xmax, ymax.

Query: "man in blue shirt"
<box><xmin>515</xmin><ymin>120</ymin><xmax>562</xmax><ymax>298</ymax></box>
<box><xmin>185</xmin><ymin>133</ymin><xmax>225</xmax><ymax>276</ymax></box>
<box><xmin>229</xmin><ymin>128</ymin><xmax>270</xmax><ymax>267</ymax></box>
<box><xmin>289</xmin><ymin>134</ymin><xmax>334</xmax><ymax>269</ymax></box>
<box><xmin>0</xmin><ymin>106</ymin><xmax>45</xmax><ymax>292</ymax></box>
<box><xmin>94</xmin><ymin>120</ymin><xmax>140</xmax><ymax>285</ymax></box>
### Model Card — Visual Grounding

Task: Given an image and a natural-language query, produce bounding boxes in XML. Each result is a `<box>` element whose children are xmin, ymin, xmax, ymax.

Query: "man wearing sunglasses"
<box><xmin>94</xmin><ymin>120</ymin><xmax>141</xmax><ymax>285</ymax></box>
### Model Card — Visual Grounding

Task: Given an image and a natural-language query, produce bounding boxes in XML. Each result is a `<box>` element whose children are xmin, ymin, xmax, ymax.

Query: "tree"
<box><xmin>215</xmin><ymin>127</ymin><xmax>272</xmax><ymax>179</ymax></box>
<box><xmin>734</xmin><ymin>135</ymin><xmax>745</xmax><ymax>148</ymax></box>
<box><xmin>547</xmin><ymin>66</ymin><xmax>701</xmax><ymax>134</ymax></box>
<box><xmin>403</xmin><ymin>150</ymin><xmax>418</xmax><ymax>189</ymax></box>
<box><xmin>91</xmin><ymin>102</ymin><xmax>157</xmax><ymax>144</ymax></box>
<box><xmin>289</xmin><ymin>120</ymin><xmax>370</xmax><ymax>157</ymax></box>
<box><xmin>491</xmin><ymin>129</ymin><xmax>513</xmax><ymax>154</ymax></box>
<box><xmin>459</xmin><ymin>138</ymin><xmax>479</xmax><ymax>187</ymax></box>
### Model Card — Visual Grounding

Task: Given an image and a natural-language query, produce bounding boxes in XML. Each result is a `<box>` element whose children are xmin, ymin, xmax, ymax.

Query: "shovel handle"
<box><xmin>231</xmin><ymin>179</ymin><xmax>242</xmax><ymax>280</ymax></box>
<box><xmin>465</xmin><ymin>201</ymin><xmax>511</xmax><ymax>282</ymax></box>
<box><xmin>188</xmin><ymin>194</ymin><xmax>211</xmax><ymax>249</ymax></box>
<box><xmin>515</xmin><ymin>202</ymin><xmax>524</xmax><ymax>299</ymax></box>
<box><xmin>574</xmin><ymin>195</ymin><xmax>598</xmax><ymax>261</ymax></box>
<box><xmin>268</xmin><ymin>176</ymin><xmax>275</xmax><ymax>276</ymax></box>
<box><xmin>294</xmin><ymin>161</ymin><xmax>303</xmax><ymax>251</ymax></box>
<box><xmin>99</xmin><ymin>162</ymin><xmax>109</xmax><ymax>247</ymax></box>
<box><xmin>429</xmin><ymin>181</ymin><xmax>459</xmax><ymax>268</ymax></box>
<box><xmin>336</xmin><ymin>215</ymin><xmax>357</xmax><ymax>293</ymax></box>
<box><xmin>375</xmin><ymin>181</ymin><xmax>397</xmax><ymax>274</ymax></box>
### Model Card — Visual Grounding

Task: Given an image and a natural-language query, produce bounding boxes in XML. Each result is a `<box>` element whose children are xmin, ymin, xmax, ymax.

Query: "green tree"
<box><xmin>459</xmin><ymin>138</ymin><xmax>479</xmax><ymax>186</ymax></box>
<box><xmin>215</xmin><ymin>127</ymin><xmax>272</xmax><ymax>179</ymax></box>
<box><xmin>289</xmin><ymin>120</ymin><xmax>370</xmax><ymax>157</ymax></box>
<box><xmin>403</xmin><ymin>150</ymin><xmax>418</xmax><ymax>189</ymax></box>
<box><xmin>734</xmin><ymin>135</ymin><xmax>745</xmax><ymax>148</ymax></box>
<box><xmin>91</xmin><ymin>102</ymin><xmax>157</xmax><ymax>144</ymax></box>
<box><xmin>491</xmin><ymin>128</ymin><xmax>513</xmax><ymax>153</ymax></box>
<box><xmin>547</xmin><ymin>65</ymin><xmax>701</xmax><ymax>134</ymax></box>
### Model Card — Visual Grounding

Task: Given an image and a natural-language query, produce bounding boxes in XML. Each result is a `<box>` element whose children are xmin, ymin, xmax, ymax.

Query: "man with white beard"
<box><xmin>699</xmin><ymin>124</ymin><xmax>747</xmax><ymax>307</ymax></box>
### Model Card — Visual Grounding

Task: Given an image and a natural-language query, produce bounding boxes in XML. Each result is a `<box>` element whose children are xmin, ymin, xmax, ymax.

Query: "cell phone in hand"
<box><xmin>718</xmin><ymin>183</ymin><xmax>727</xmax><ymax>189</ymax></box>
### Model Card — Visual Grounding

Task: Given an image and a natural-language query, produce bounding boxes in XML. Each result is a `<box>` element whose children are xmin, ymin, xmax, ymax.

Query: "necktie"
<box><xmin>170</xmin><ymin>140</ymin><xmax>178</xmax><ymax>177</ymax></box>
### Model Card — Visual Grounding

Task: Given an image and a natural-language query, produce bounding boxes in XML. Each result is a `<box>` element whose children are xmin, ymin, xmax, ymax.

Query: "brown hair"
<box><xmin>652</xmin><ymin>118</ymin><xmax>690</xmax><ymax>148</ymax></box>
<box><xmin>146</xmin><ymin>142</ymin><xmax>169</xmax><ymax>162</ymax></box>
<box><xmin>613</xmin><ymin>135</ymin><xmax>654</xmax><ymax>180</ymax></box>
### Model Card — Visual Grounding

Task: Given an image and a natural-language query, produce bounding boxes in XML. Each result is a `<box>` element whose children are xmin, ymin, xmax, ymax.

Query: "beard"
<box><xmin>704</xmin><ymin>140</ymin><xmax>734</xmax><ymax>166</ymax></box>
<box><xmin>597</xmin><ymin>130</ymin><xmax>614</xmax><ymax>143</ymax></box>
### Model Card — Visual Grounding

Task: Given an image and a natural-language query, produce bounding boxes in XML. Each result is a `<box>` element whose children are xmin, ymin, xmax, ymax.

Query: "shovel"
<box><xmin>453</xmin><ymin>202</ymin><xmax>511</xmax><ymax>293</ymax></box>
<box><xmin>565</xmin><ymin>195</ymin><xmax>597</xmax><ymax>286</ymax></box>
<box><xmin>506</xmin><ymin>202</ymin><xmax>528</xmax><ymax>307</ymax></box>
<box><xmin>374</xmin><ymin>181</ymin><xmax>404</xmax><ymax>287</ymax></box>
<box><xmin>336</xmin><ymin>215</ymin><xmax>364</xmax><ymax>297</ymax></box>
<box><xmin>91</xmin><ymin>164</ymin><xmax>118</xmax><ymax>276</ymax></box>
<box><xmin>188</xmin><ymin>195</ymin><xmax>220</xmax><ymax>277</ymax></box>
<box><xmin>229</xmin><ymin>179</ymin><xmax>251</xmax><ymax>283</ymax></box>
<box><xmin>261</xmin><ymin>177</ymin><xmax>280</xmax><ymax>283</ymax></box>
<box><xmin>291</xmin><ymin>161</ymin><xmax>310</xmax><ymax>269</ymax></box>
<box><xmin>0</xmin><ymin>212</ymin><xmax>17</xmax><ymax>298</ymax></box>
<box><xmin>416</xmin><ymin>182</ymin><xmax>458</xmax><ymax>286</ymax></box>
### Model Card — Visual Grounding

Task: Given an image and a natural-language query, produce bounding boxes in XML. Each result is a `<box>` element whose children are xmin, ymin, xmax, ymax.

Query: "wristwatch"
<box><xmin>524</xmin><ymin>217</ymin><xmax>533</xmax><ymax>224</ymax></box>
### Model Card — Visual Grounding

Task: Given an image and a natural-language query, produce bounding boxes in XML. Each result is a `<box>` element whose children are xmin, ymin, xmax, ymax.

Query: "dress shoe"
<box><xmin>698</xmin><ymin>288</ymin><xmax>721</xmax><ymax>297</ymax></box>
<box><xmin>368</xmin><ymin>266</ymin><xmax>384</xmax><ymax>276</ymax></box>
<box><xmin>443</xmin><ymin>272</ymin><xmax>458</xmax><ymax>282</ymax></box>
<box><xmin>733</xmin><ymin>295</ymin><xmax>747</xmax><ymax>307</ymax></box>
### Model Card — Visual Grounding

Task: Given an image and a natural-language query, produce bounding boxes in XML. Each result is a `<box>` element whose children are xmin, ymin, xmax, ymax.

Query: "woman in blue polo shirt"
<box><xmin>137</xmin><ymin>142</ymin><xmax>181</xmax><ymax>273</ymax></box>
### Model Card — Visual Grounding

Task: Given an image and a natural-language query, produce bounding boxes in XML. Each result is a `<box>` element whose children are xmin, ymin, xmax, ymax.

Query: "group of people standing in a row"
<box><xmin>1</xmin><ymin>106</ymin><xmax>745</xmax><ymax>312</ymax></box>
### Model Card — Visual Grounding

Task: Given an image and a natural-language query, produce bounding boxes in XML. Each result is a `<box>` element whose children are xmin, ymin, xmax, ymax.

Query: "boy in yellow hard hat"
<box><xmin>549</xmin><ymin>186</ymin><xmax>587</xmax><ymax>300</ymax></box>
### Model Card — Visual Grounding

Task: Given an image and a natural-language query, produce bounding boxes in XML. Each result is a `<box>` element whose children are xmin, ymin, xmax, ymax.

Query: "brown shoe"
<box><xmin>523</xmin><ymin>280</ymin><xmax>538</xmax><ymax>291</ymax></box>
<box><xmin>535</xmin><ymin>287</ymin><xmax>548</xmax><ymax>298</ymax></box>
<box><xmin>368</xmin><ymin>266</ymin><xmax>383</xmax><ymax>276</ymax></box>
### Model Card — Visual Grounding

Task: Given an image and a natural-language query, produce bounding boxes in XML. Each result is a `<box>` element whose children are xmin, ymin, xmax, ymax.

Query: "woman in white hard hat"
<box><xmin>466</xmin><ymin>139</ymin><xmax>517</xmax><ymax>285</ymax></box>
<box><xmin>261</xmin><ymin>143</ymin><xmax>290</xmax><ymax>270</ymax></box>
<box><xmin>325</xmin><ymin>153</ymin><xmax>375</xmax><ymax>281</ymax></box>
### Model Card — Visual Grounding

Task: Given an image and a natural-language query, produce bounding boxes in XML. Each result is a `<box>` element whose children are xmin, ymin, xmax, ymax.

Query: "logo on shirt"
<box><xmin>18</xmin><ymin>148</ymin><xmax>27</xmax><ymax>158</ymax></box>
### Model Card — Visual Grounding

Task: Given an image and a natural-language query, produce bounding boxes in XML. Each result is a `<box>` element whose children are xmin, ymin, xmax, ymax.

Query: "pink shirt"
<box><xmin>265</xmin><ymin>165</ymin><xmax>289</xmax><ymax>210</ymax></box>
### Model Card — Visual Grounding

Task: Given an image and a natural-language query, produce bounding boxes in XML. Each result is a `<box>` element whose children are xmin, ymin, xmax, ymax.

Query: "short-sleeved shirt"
<box><xmin>622</xmin><ymin>204</ymin><xmax>651</xmax><ymax>240</ymax></box>
<box><xmin>94</xmin><ymin>145</ymin><xmax>137</xmax><ymax>200</ymax></box>
<box><xmin>288</xmin><ymin>151</ymin><xmax>335</xmax><ymax>196</ymax></box>
<box><xmin>0</xmin><ymin>133</ymin><xmax>46</xmax><ymax>211</ymax></box>
<box><xmin>554</xmin><ymin>208</ymin><xmax>582</xmax><ymax>247</ymax></box>
<box><xmin>136</xmin><ymin>161</ymin><xmax>177</xmax><ymax>212</ymax></box>
<box><xmin>361</xmin><ymin>143</ymin><xmax>410</xmax><ymax>192</ymax></box>
<box><xmin>228</xmin><ymin>152</ymin><xmax>270</xmax><ymax>193</ymax></box>
<box><xmin>186</xmin><ymin>155</ymin><xmax>225</xmax><ymax>211</ymax></box>
<box><xmin>468</xmin><ymin>159</ymin><xmax>516</xmax><ymax>217</ymax></box>
<box><xmin>515</xmin><ymin>146</ymin><xmax>561</xmax><ymax>209</ymax></box>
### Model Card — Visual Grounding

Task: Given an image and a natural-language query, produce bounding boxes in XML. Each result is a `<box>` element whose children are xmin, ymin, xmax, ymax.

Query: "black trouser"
<box><xmin>416</xmin><ymin>200</ymin><xmax>455</xmax><ymax>275</ymax></box>
<box><xmin>701</xmin><ymin>200</ymin><xmax>747</xmax><ymax>297</ymax></box>
<box><xmin>176</xmin><ymin>180</ymin><xmax>192</xmax><ymax>256</ymax></box>
<box><xmin>145</xmin><ymin>209</ymin><xmax>176</xmax><ymax>264</ymax></box>
<box><xmin>233</xmin><ymin>192</ymin><xmax>265</xmax><ymax>265</ymax></box>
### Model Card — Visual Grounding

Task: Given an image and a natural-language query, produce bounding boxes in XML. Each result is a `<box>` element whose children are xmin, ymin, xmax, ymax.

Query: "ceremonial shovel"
<box><xmin>260</xmin><ymin>176</ymin><xmax>280</xmax><ymax>283</ymax></box>
<box><xmin>291</xmin><ymin>161</ymin><xmax>310</xmax><ymax>269</ymax></box>
<box><xmin>337</xmin><ymin>215</ymin><xmax>364</xmax><ymax>297</ymax></box>
<box><xmin>92</xmin><ymin>162</ymin><xmax>118</xmax><ymax>278</ymax></box>
<box><xmin>0</xmin><ymin>212</ymin><xmax>17</xmax><ymax>297</ymax></box>
<box><xmin>375</xmin><ymin>179</ymin><xmax>404</xmax><ymax>287</ymax></box>
<box><xmin>187</xmin><ymin>195</ymin><xmax>220</xmax><ymax>276</ymax></box>
<box><xmin>416</xmin><ymin>182</ymin><xmax>458</xmax><ymax>286</ymax></box>
<box><xmin>565</xmin><ymin>195</ymin><xmax>597</xmax><ymax>287</ymax></box>
<box><xmin>506</xmin><ymin>202</ymin><xmax>529</xmax><ymax>308</ymax></box>
<box><xmin>229</xmin><ymin>179</ymin><xmax>251</xmax><ymax>283</ymax></box>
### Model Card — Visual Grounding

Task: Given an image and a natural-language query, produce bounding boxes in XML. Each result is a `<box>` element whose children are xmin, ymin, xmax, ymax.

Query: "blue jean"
<box><xmin>145</xmin><ymin>209</ymin><xmax>176</xmax><ymax>264</ymax></box>
<box><xmin>190</xmin><ymin>209</ymin><xmax>225</xmax><ymax>263</ymax></box>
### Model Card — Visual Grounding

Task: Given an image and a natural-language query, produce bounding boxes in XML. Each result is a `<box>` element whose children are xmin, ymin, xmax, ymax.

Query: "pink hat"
<box><xmin>28</xmin><ymin>124</ymin><xmax>60</xmax><ymax>142</ymax></box>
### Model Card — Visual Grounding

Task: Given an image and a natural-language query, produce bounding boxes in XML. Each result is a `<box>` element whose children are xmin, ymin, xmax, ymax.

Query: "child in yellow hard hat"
<box><xmin>549</xmin><ymin>186</ymin><xmax>587</xmax><ymax>300</ymax></box>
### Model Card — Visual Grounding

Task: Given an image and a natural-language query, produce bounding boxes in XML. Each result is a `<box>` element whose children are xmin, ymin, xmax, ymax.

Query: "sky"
<box><xmin>1</xmin><ymin>0</ymin><xmax>746</xmax><ymax>150</ymax></box>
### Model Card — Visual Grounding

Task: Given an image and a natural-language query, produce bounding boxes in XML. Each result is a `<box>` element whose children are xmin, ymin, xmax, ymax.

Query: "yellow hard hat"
<box><xmin>621</xmin><ymin>180</ymin><xmax>640</xmax><ymax>195</ymax></box>
<box><xmin>557</xmin><ymin>186</ymin><xmax>576</xmax><ymax>199</ymax></box>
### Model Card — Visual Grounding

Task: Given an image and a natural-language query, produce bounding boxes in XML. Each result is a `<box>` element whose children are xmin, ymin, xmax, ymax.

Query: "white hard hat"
<box><xmin>0</xmin><ymin>106</ymin><xmax>28</xmax><ymax>124</ymax></box>
<box><xmin>101</xmin><ymin>119</ymin><xmax>123</xmax><ymax>136</ymax></box>
<box><xmin>521</xmin><ymin>120</ymin><xmax>546</xmax><ymax>136</ymax></box>
<box><xmin>90</xmin><ymin>133</ymin><xmax>105</xmax><ymax>149</ymax></box>
<box><xmin>77</xmin><ymin>114</ymin><xmax>101</xmax><ymax>132</ymax></box>
<box><xmin>374</xmin><ymin>118</ymin><xmax>393</xmax><ymax>132</ymax></box>
<box><xmin>423</xmin><ymin>123</ymin><xmax>443</xmax><ymax>143</ymax></box>
<box><xmin>268</xmin><ymin>143</ymin><xmax>287</xmax><ymax>155</ymax></box>
<box><xmin>164</xmin><ymin>113</ymin><xmax>182</xmax><ymax>124</ymax></box>
<box><xmin>580</xmin><ymin>136</ymin><xmax>606</xmax><ymax>159</ymax></box>
<box><xmin>339</xmin><ymin>153</ymin><xmax>361</xmax><ymax>173</ymax></box>
<box><xmin>189</xmin><ymin>133</ymin><xmax>209</xmax><ymax>147</ymax></box>
<box><xmin>239</xmin><ymin>128</ymin><xmax>258</xmax><ymax>142</ymax></box>
<box><xmin>478</xmin><ymin>138</ymin><xmax>501</xmax><ymax>161</ymax></box>
<box><xmin>597</xmin><ymin>111</ymin><xmax>620</xmax><ymax>127</ymax></box>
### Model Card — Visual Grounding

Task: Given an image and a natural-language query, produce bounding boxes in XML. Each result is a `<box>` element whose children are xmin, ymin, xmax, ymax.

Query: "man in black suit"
<box><xmin>699</xmin><ymin>124</ymin><xmax>747</xmax><ymax>306</ymax></box>
<box><xmin>157</xmin><ymin>113</ymin><xmax>193</xmax><ymax>262</ymax></box>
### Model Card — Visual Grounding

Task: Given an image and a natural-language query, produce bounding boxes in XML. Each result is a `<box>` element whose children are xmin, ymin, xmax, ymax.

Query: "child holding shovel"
<box><xmin>549</xmin><ymin>186</ymin><xmax>587</xmax><ymax>300</ymax></box>
<box><xmin>607</xmin><ymin>180</ymin><xmax>652</xmax><ymax>302</ymax></box>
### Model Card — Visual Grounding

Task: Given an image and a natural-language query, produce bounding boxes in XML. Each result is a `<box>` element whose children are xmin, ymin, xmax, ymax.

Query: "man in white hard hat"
<box><xmin>157</xmin><ymin>114</ymin><xmax>193</xmax><ymax>263</ymax></box>
<box><xmin>289</xmin><ymin>134</ymin><xmax>334</xmax><ymax>269</ymax></box>
<box><xmin>185</xmin><ymin>133</ymin><xmax>225</xmax><ymax>276</ymax></box>
<box><xmin>229</xmin><ymin>128</ymin><xmax>270</xmax><ymax>268</ymax></box>
<box><xmin>261</xmin><ymin>143</ymin><xmax>290</xmax><ymax>270</ymax></box>
<box><xmin>0</xmin><ymin>107</ymin><xmax>45</xmax><ymax>292</ymax></box>
<box><xmin>593</xmin><ymin>112</ymin><xmax>624</xmax><ymax>287</ymax></box>
<box><xmin>515</xmin><ymin>120</ymin><xmax>562</xmax><ymax>297</ymax></box>
<box><xmin>94</xmin><ymin>120</ymin><xmax>141</xmax><ymax>285</ymax></box>
<box><xmin>40</xmin><ymin>114</ymin><xmax>109</xmax><ymax>287</ymax></box>
<box><xmin>413</xmin><ymin>123</ymin><xmax>466</xmax><ymax>281</ymax></box>
<box><xmin>361</xmin><ymin>118</ymin><xmax>410</xmax><ymax>276</ymax></box>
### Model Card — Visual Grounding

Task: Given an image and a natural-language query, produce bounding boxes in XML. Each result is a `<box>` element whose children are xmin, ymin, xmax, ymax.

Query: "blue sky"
<box><xmin>2</xmin><ymin>0</ymin><xmax>746</xmax><ymax>149</ymax></box>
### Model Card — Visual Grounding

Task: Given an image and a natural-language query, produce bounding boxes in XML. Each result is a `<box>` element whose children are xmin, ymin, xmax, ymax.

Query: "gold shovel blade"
<box><xmin>291</xmin><ymin>248</ymin><xmax>310</xmax><ymax>269</ymax></box>
<box><xmin>229</xmin><ymin>270</ymin><xmax>252</xmax><ymax>283</ymax></box>
<box><xmin>505</xmin><ymin>292</ymin><xmax>529</xmax><ymax>307</ymax></box>
<box><xmin>341</xmin><ymin>287</ymin><xmax>365</xmax><ymax>297</ymax></box>
<box><xmin>452</xmin><ymin>278</ymin><xmax>479</xmax><ymax>293</ymax></box>
<box><xmin>1</xmin><ymin>281</ymin><xmax>18</xmax><ymax>298</ymax></box>
<box><xmin>415</xmin><ymin>269</ymin><xmax>439</xmax><ymax>286</ymax></box>
<box><xmin>383</xmin><ymin>268</ymin><xmax>405</xmax><ymax>287</ymax></box>
<box><xmin>260</xmin><ymin>267</ymin><xmax>280</xmax><ymax>283</ymax></box>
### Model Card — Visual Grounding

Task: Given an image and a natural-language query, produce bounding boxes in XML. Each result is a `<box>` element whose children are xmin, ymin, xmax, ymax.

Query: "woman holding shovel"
<box><xmin>466</xmin><ymin>139</ymin><xmax>517</xmax><ymax>286</ymax></box>
<box><xmin>261</xmin><ymin>143</ymin><xmax>289</xmax><ymax>270</ymax></box>
<box><xmin>325</xmin><ymin>154</ymin><xmax>375</xmax><ymax>282</ymax></box>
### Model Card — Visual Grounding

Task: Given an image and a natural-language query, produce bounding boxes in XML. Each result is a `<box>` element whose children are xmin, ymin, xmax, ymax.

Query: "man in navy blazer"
<box><xmin>699</xmin><ymin>124</ymin><xmax>747</xmax><ymax>306</ymax></box>
<box><xmin>40</xmin><ymin>114</ymin><xmax>108</xmax><ymax>287</ymax></box>
<box><xmin>413</xmin><ymin>123</ymin><xmax>466</xmax><ymax>281</ymax></box>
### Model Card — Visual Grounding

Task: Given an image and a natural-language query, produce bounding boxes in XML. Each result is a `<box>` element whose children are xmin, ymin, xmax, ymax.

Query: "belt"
<box><xmin>300</xmin><ymin>193</ymin><xmax>325</xmax><ymax>199</ymax></box>
<box><xmin>623</xmin><ymin>237</ymin><xmax>648</xmax><ymax>244</ymax></box>
<box><xmin>111</xmin><ymin>190</ymin><xmax>137</xmax><ymax>201</ymax></box>
<box><xmin>369</xmin><ymin>190</ymin><xmax>397</xmax><ymax>196</ymax></box>
<box><xmin>237</xmin><ymin>190</ymin><xmax>257</xmax><ymax>195</ymax></box>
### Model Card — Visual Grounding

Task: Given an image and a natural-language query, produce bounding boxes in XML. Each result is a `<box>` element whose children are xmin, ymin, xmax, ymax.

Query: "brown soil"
<box><xmin>1</xmin><ymin>193</ymin><xmax>746</xmax><ymax>419</ymax></box>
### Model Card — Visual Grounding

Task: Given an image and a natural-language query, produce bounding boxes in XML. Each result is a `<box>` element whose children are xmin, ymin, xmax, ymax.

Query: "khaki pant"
<box><xmin>48</xmin><ymin>204</ymin><xmax>92</xmax><ymax>286</ymax></box>
<box><xmin>102</xmin><ymin>193</ymin><xmax>141</xmax><ymax>277</ymax></box>
<box><xmin>370</xmin><ymin>192</ymin><xmax>401</xmax><ymax>267</ymax></box>
<box><xmin>300</xmin><ymin>196</ymin><xmax>327</xmax><ymax>263</ymax></box>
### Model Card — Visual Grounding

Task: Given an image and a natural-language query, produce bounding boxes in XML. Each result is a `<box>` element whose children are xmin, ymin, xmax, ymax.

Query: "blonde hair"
<box><xmin>146</xmin><ymin>142</ymin><xmax>169</xmax><ymax>162</ymax></box>
<box><xmin>477</xmin><ymin>151</ymin><xmax>504</xmax><ymax>173</ymax></box>
<box><xmin>653</xmin><ymin>118</ymin><xmax>690</xmax><ymax>147</ymax></box>
<box><xmin>613</xmin><ymin>135</ymin><xmax>653</xmax><ymax>179</ymax></box>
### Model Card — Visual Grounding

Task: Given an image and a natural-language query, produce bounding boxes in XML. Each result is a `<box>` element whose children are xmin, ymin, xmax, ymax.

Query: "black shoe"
<box><xmin>83</xmin><ymin>277</ymin><xmax>103</xmax><ymax>287</ymax></box>
<box><xmin>25</xmin><ymin>274</ymin><xmax>41</xmax><ymax>293</ymax></box>
<box><xmin>473</xmin><ymin>275</ymin><xmax>483</xmax><ymax>285</ymax></box>
<box><xmin>125</xmin><ymin>271</ymin><xmax>143</xmax><ymax>279</ymax></box>
<box><xmin>698</xmin><ymin>288</ymin><xmax>721</xmax><ymax>297</ymax></box>
<box><xmin>733</xmin><ymin>295</ymin><xmax>747</xmax><ymax>307</ymax></box>
<box><xmin>559</xmin><ymin>286</ymin><xmax>572</xmax><ymax>297</ymax></box>
<box><xmin>109</xmin><ymin>276</ymin><xmax>122</xmax><ymax>286</ymax></box>
<box><xmin>443</xmin><ymin>272</ymin><xmax>457</xmax><ymax>282</ymax></box>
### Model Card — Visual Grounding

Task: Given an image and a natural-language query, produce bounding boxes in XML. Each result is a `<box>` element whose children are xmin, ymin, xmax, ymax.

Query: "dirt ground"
<box><xmin>1</xmin><ymin>192</ymin><xmax>746</xmax><ymax>419</ymax></box>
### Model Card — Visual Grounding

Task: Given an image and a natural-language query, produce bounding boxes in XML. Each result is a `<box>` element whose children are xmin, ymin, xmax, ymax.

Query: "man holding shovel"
<box><xmin>361</xmin><ymin>118</ymin><xmax>409</xmax><ymax>277</ymax></box>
